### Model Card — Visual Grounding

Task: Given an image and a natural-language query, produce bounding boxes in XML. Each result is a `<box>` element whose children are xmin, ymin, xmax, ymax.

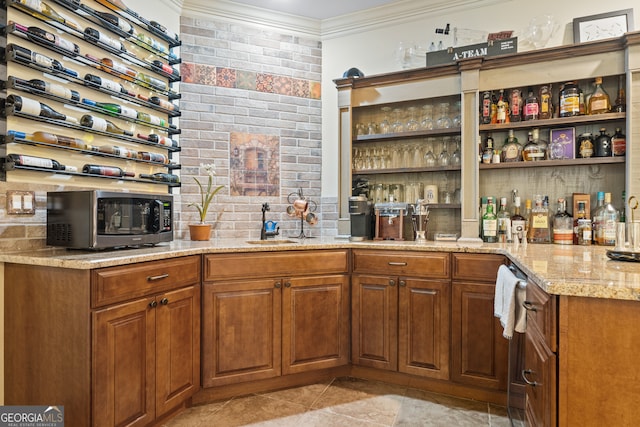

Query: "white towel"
<box><xmin>494</xmin><ymin>265</ymin><xmax>527</xmax><ymax>339</ymax></box>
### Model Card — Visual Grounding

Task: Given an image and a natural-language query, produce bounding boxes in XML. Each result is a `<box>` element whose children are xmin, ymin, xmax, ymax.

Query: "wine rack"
<box><xmin>1</xmin><ymin>0</ymin><xmax>182</xmax><ymax>190</ymax></box>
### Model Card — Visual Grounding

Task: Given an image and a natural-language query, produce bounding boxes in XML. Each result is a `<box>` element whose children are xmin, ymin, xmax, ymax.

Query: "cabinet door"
<box><xmin>202</xmin><ymin>279</ymin><xmax>281</xmax><ymax>387</ymax></box>
<box><xmin>282</xmin><ymin>275</ymin><xmax>350</xmax><ymax>375</ymax></box>
<box><xmin>155</xmin><ymin>285</ymin><xmax>201</xmax><ymax>416</ymax></box>
<box><xmin>524</xmin><ymin>327</ymin><xmax>556</xmax><ymax>427</ymax></box>
<box><xmin>93</xmin><ymin>298</ymin><xmax>155</xmax><ymax>427</ymax></box>
<box><xmin>398</xmin><ymin>278</ymin><xmax>450</xmax><ymax>380</ymax></box>
<box><xmin>451</xmin><ymin>281</ymin><xmax>508</xmax><ymax>390</ymax></box>
<box><xmin>351</xmin><ymin>274</ymin><xmax>398</xmax><ymax>371</ymax></box>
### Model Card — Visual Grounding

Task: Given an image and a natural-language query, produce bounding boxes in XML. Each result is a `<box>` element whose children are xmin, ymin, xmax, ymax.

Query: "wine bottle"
<box><xmin>149</xmin><ymin>21</ymin><xmax>179</xmax><ymax>42</ymax></box>
<box><xmin>95</xmin><ymin>0</ymin><xmax>134</xmax><ymax>15</ymax></box>
<box><xmin>8</xmin><ymin>44</ymin><xmax>78</xmax><ymax>77</ymax></box>
<box><xmin>99</xmin><ymin>57</ymin><xmax>137</xmax><ymax>81</ymax></box>
<box><xmin>83</xmin><ymin>164</ymin><xmax>135</xmax><ymax>177</ymax></box>
<box><xmin>111</xmin><ymin>146</ymin><xmax>138</xmax><ymax>158</ymax></box>
<box><xmin>8</xmin><ymin>130</ymin><xmax>87</xmax><ymax>149</ymax></box>
<box><xmin>19</xmin><ymin>0</ymin><xmax>65</xmax><ymax>24</ymax></box>
<box><xmin>27</xmin><ymin>26</ymin><xmax>80</xmax><ymax>56</ymax></box>
<box><xmin>6</xmin><ymin>94</ymin><xmax>78</xmax><ymax>123</ymax></box>
<box><xmin>80</xmin><ymin>114</ymin><xmax>134</xmax><ymax>136</ymax></box>
<box><xmin>84</xmin><ymin>74</ymin><xmax>135</xmax><ymax>97</ymax></box>
<box><xmin>84</xmin><ymin>27</ymin><xmax>126</xmax><ymax>52</ymax></box>
<box><xmin>8</xmin><ymin>153</ymin><xmax>72</xmax><ymax>171</ymax></box>
<box><xmin>137</xmin><ymin>133</ymin><xmax>178</xmax><ymax>148</ymax></box>
<box><xmin>151</xmin><ymin>60</ymin><xmax>179</xmax><ymax>78</ymax></box>
<box><xmin>135</xmin><ymin>32</ymin><xmax>166</xmax><ymax>53</ymax></box>
<box><xmin>139</xmin><ymin>172</ymin><xmax>180</xmax><ymax>183</ymax></box>
<box><xmin>137</xmin><ymin>94</ymin><xmax>179</xmax><ymax>112</ymax></box>
<box><xmin>16</xmin><ymin>78</ymin><xmax>80</xmax><ymax>102</ymax></box>
<box><xmin>81</xmin><ymin>98</ymin><xmax>138</xmax><ymax>119</ymax></box>
<box><xmin>137</xmin><ymin>151</ymin><xmax>168</xmax><ymax>163</ymax></box>
<box><xmin>136</xmin><ymin>72</ymin><xmax>167</xmax><ymax>92</ymax></box>
<box><xmin>137</xmin><ymin>112</ymin><xmax>168</xmax><ymax>127</ymax></box>
<box><xmin>94</xmin><ymin>11</ymin><xmax>133</xmax><ymax>34</ymax></box>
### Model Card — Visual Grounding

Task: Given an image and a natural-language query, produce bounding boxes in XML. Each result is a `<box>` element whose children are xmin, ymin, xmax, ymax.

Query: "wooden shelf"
<box><xmin>479</xmin><ymin>156</ymin><xmax>624</xmax><ymax>170</ymax></box>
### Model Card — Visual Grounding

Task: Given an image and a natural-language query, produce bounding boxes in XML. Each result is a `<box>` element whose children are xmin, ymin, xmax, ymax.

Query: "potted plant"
<box><xmin>188</xmin><ymin>163</ymin><xmax>224</xmax><ymax>240</ymax></box>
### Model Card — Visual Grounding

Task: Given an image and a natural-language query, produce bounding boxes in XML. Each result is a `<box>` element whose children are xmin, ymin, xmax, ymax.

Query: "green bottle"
<box><xmin>482</xmin><ymin>197</ymin><xmax>498</xmax><ymax>243</ymax></box>
<box><xmin>81</xmin><ymin>98</ymin><xmax>137</xmax><ymax>119</ymax></box>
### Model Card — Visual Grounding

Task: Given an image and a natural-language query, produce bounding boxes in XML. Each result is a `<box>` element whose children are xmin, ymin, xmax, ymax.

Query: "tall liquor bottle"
<box><xmin>80</xmin><ymin>115</ymin><xmax>134</xmax><ymax>136</ymax></box>
<box><xmin>527</xmin><ymin>195</ymin><xmax>551</xmax><ymax>243</ymax></box>
<box><xmin>480</xmin><ymin>91</ymin><xmax>492</xmax><ymax>124</ymax></box>
<box><xmin>509</xmin><ymin>88</ymin><xmax>522</xmax><ymax>122</ymax></box>
<box><xmin>497</xmin><ymin>197</ymin><xmax>512</xmax><ymax>243</ymax></box>
<box><xmin>552</xmin><ymin>198</ymin><xmax>573</xmax><ymax>245</ymax></box>
<box><xmin>559</xmin><ymin>81</ymin><xmax>580</xmax><ymax>117</ymax></box>
<box><xmin>591</xmin><ymin>191</ymin><xmax>605</xmax><ymax>243</ymax></box>
<box><xmin>611</xmin><ymin>128</ymin><xmax>626</xmax><ymax>157</ymax></box>
<box><xmin>482</xmin><ymin>197</ymin><xmax>498</xmax><ymax>243</ymax></box>
<box><xmin>522</xmin><ymin>87</ymin><xmax>539</xmax><ymax>121</ymax></box>
<box><xmin>593</xmin><ymin>192</ymin><xmax>618</xmax><ymax>246</ymax></box>
<box><xmin>574</xmin><ymin>201</ymin><xmax>592</xmax><ymax>245</ymax></box>
<box><xmin>613</xmin><ymin>75</ymin><xmax>626</xmax><ymax>112</ymax></box>
<box><xmin>538</xmin><ymin>84</ymin><xmax>553</xmax><ymax>119</ymax></box>
<box><xmin>495</xmin><ymin>89</ymin><xmax>508</xmax><ymax>124</ymax></box>
<box><xmin>587</xmin><ymin>77</ymin><xmax>611</xmax><ymax>114</ymax></box>
<box><xmin>510</xmin><ymin>196</ymin><xmax>526</xmax><ymax>243</ymax></box>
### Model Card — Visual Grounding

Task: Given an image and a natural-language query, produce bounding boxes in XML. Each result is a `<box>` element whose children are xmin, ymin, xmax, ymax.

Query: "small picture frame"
<box><xmin>573</xmin><ymin>9</ymin><xmax>634</xmax><ymax>43</ymax></box>
<box><xmin>550</xmin><ymin>128</ymin><xmax>575</xmax><ymax>160</ymax></box>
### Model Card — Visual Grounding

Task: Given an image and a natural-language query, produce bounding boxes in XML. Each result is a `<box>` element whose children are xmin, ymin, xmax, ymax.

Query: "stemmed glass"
<box><xmin>420</xmin><ymin>104</ymin><xmax>434</xmax><ymax>130</ymax></box>
<box><xmin>379</xmin><ymin>107</ymin><xmax>392</xmax><ymax>134</ymax></box>
<box><xmin>424</xmin><ymin>138</ymin><xmax>436</xmax><ymax>167</ymax></box>
<box><xmin>406</xmin><ymin>106</ymin><xmax>419</xmax><ymax>131</ymax></box>
<box><xmin>438</xmin><ymin>137</ymin><xmax>451</xmax><ymax>166</ymax></box>
<box><xmin>391</xmin><ymin>108</ymin><xmax>404</xmax><ymax>133</ymax></box>
<box><xmin>436</xmin><ymin>102</ymin><xmax>452</xmax><ymax>129</ymax></box>
<box><xmin>451</xmin><ymin>136</ymin><xmax>461</xmax><ymax>166</ymax></box>
<box><xmin>452</xmin><ymin>100</ymin><xmax>462</xmax><ymax>128</ymax></box>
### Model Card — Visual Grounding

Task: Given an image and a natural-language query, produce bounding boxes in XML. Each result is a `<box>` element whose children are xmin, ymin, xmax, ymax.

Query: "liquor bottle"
<box><xmin>594</xmin><ymin>128</ymin><xmax>612</xmax><ymax>157</ymax></box>
<box><xmin>591</xmin><ymin>191</ymin><xmax>605</xmax><ymax>243</ymax></box>
<box><xmin>496</xmin><ymin>89</ymin><xmax>508</xmax><ymax>124</ymax></box>
<box><xmin>613</xmin><ymin>75</ymin><xmax>626</xmax><ymax>112</ymax></box>
<box><xmin>137</xmin><ymin>133</ymin><xmax>179</xmax><ymax>148</ymax></box>
<box><xmin>137</xmin><ymin>151</ymin><xmax>168</xmax><ymax>163</ymax></box>
<box><xmin>136</xmin><ymin>72</ymin><xmax>168</xmax><ymax>92</ymax></box>
<box><xmin>497</xmin><ymin>197</ymin><xmax>512</xmax><ymax>243</ymax></box>
<box><xmin>574</xmin><ymin>201</ymin><xmax>592</xmax><ymax>245</ymax></box>
<box><xmin>84</xmin><ymin>74</ymin><xmax>135</xmax><ymax>97</ymax></box>
<box><xmin>559</xmin><ymin>81</ymin><xmax>580</xmax><ymax>117</ymax></box>
<box><xmin>26</xmin><ymin>26</ymin><xmax>80</xmax><ymax>56</ymax></box>
<box><xmin>137</xmin><ymin>112</ymin><xmax>168</xmax><ymax>127</ymax></box>
<box><xmin>7</xmin><ymin>153</ymin><xmax>72</xmax><ymax>171</ymax></box>
<box><xmin>81</xmin><ymin>98</ymin><xmax>138</xmax><ymax>119</ymax></box>
<box><xmin>152</xmin><ymin>60</ymin><xmax>180</xmax><ymax>78</ymax></box>
<box><xmin>538</xmin><ymin>84</ymin><xmax>553</xmax><ymax>119</ymax></box>
<box><xmin>482</xmin><ymin>197</ymin><xmax>498</xmax><ymax>243</ymax></box>
<box><xmin>576</xmin><ymin>132</ymin><xmax>594</xmax><ymax>159</ymax></box>
<box><xmin>84</xmin><ymin>27</ymin><xmax>127</xmax><ymax>52</ymax></box>
<box><xmin>509</xmin><ymin>88</ymin><xmax>522</xmax><ymax>122</ymax></box>
<box><xmin>19</xmin><ymin>0</ymin><xmax>65</xmax><ymax>24</ymax></box>
<box><xmin>17</xmin><ymin>78</ymin><xmax>80</xmax><ymax>102</ymax></box>
<box><xmin>501</xmin><ymin>129</ymin><xmax>522</xmax><ymax>162</ymax></box>
<box><xmin>139</xmin><ymin>172</ymin><xmax>180</xmax><ymax>183</ymax></box>
<box><xmin>592</xmin><ymin>192</ymin><xmax>618</xmax><ymax>246</ymax></box>
<box><xmin>150</xmin><ymin>21</ymin><xmax>179</xmax><ymax>42</ymax></box>
<box><xmin>8</xmin><ymin>44</ymin><xmax>78</xmax><ymax>77</ymax></box>
<box><xmin>80</xmin><ymin>115</ymin><xmax>134</xmax><ymax>136</ymax></box>
<box><xmin>137</xmin><ymin>94</ymin><xmax>179</xmax><ymax>112</ymax></box>
<box><xmin>8</xmin><ymin>130</ymin><xmax>87</xmax><ymax>149</ymax></box>
<box><xmin>480</xmin><ymin>91</ymin><xmax>492</xmax><ymax>124</ymax></box>
<box><xmin>522</xmin><ymin>130</ymin><xmax>546</xmax><ymax>161</ymax></box>
<box><xmin>527</xmin><ymin>195</ymin><xmax>551</xmax><ymax>243</ymax></box>
<box><xmin>522</xmin><ymin>87</ymin><xmax>539</xmax><ymax>121</ymax></box>
<box><xmin>553</xmin><ymin>198</ymin><xmax>573</xmax><ymax>245</ymax></box>
<box><xmin>94</xmin><ymin>11</ymin><xmax>134</xmax><ymax>34</ymax></box>
<box><xmin>98</xmin><ymin>57</ymin><xmax>137</xmax><ymax>81</ymax></box>
<box><xmin>490</xmin><ymin>93</ymin><xmax>498</xmax><ymax>124</ymax></box>
<box><xmin>6</xmin><ymin>94</ymin><xmax>77</xmax><ymax>123</ymax></box>
<box><xmin>587</xmin><ymin>77</ymin><xmax>611</xmax><ymax>114</ymax></box>
<box><xmin>82</xmin><ymin>164</ymin><xmax>135</xmax><ymax>177</ymax></box>
<box><xmin>611</xmin><ymin>127</ymin><xmax>626</xmax><ymax>157</ymax></box>
<box><xmin>511</xmin><ymin>196</ymin><xmax>526</xmax><ymax>244</ymax></box>
<box><xmin>482</xmin><ymin>135</ymin><xmax>494</xmax><ymax>164</ymax></box>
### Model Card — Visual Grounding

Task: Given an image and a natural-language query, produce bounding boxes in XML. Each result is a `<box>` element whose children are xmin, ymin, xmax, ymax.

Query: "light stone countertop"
<box><xmin>2</xmin><ymin>237</ymin><xmax>639</xmax><ymax>301</ymax></box>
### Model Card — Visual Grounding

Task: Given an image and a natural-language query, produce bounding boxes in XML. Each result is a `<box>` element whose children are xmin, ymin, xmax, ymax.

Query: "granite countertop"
<box><xmin>2</xmin><ymin>237</ymin><xmax>640</xmax><ymax>301</ymax></box>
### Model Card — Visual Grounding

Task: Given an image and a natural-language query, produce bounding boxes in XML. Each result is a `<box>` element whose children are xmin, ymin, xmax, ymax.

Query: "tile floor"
<box><xmin>164</xmin><ymin>377</ymin><xmax>512</xmax><ymax>426</ymax></box>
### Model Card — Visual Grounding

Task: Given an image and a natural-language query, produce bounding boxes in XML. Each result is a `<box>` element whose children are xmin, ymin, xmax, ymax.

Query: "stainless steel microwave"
<box><xmin>46</xmin><ymin>190</ymin><xmax>173</xmax><ymax>249</ymax></box>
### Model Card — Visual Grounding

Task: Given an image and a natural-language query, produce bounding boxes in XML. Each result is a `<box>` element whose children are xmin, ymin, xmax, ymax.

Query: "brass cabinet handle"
<box><xmin>399</xmin><ymin>280</ymin><xmax>406</xmax><ymax>287</ymax></box>
<box><xmin>522</xmin><ymin>369</ymin><xmax>538</xmax><ymax>386</ymax></box>
<box><xmin>149</xmin><ymin>300</ymin><xmax>158</xmax><ymax>308</ymax></box>
<box><xmin>147</xmin><ymin>273</ymin><xmax>169</xmax><ymax>281</ymax></box>
<box><xmin>160</xmin><ymin>298</ymin><xmax>169</xmax><ymax>305</ymax></box>
<box><xmin>284</xmin><ymin>281</ymin><xmax>291</xmax><ymax>288</ymax></box>
<box><xmin>523</xmin><ymin>301</ymin><xmax>537</xmax><ymax>312</ymax></box>
<box><xmin>388</xmin><ymin>262</ymin><xmax>407</xmax><ymax>266</ymax></box>
<box><xmin>389</xmin><ymin>279</ymin><xmax>396</xmax><ymax>287</ymax></box>
<box><xmin>274</xmin><ymin>281</ymin><xmax>282</xmax><ymax>288</ymax></box>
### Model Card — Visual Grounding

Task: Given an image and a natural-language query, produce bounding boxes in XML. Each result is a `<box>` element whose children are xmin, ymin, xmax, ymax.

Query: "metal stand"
<box><xmin>287</xmin><ymin>188</ymin><xmax>318</xmax><ymax>239</ymax></box>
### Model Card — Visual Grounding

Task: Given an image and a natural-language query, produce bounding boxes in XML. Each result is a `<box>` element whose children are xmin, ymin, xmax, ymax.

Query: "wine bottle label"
<box><xmin>17</xmin><ymin>155</ymin><xmax>53</xmax><ymax>169</ymax></box>
<box><xmin>143</xmin><ymin>114</ymin><xmax>164</xmax><ymax>126</ymax></box>
<box><xmin>97</xmin><ymin>32</ymin><xmax>122</xmax><ymax>50</ymax></box>
<box><xmin>31</xmin><ymin>52</ymin><xmax>53</xmax><ymax>68</ymax></box>
<box><xmin>22</xmin><ymin>0</ymin><xmax>42</xmax><ymax>11</ymax></box>
<box><xmin>99</xmin><ymin>78</ymin><xmax>122</xmax><ymax>92</ymax></box>
<box><xmin>51</xmin><ymin>34</ymin><xmax>76</xmax><ymax>53</ymax></box>
<box><xmin>45</xmin><ymin>82</ymin><xmax>72</xmax><ymax>100</ymax></box>
<box><xmin>523</xmin><ymin>103</ymin><xmax>539</xmax><ymax>116</ymax></box>
<box><xmin>119</xmin><ymin>106</ymin><xmax>137</xmax><ymax>119</ymax></box>
<box><xmin>482</xmin><ymin>220</ymin><xmax>497</xmax><ymax>237</ymax></box>
<box><xmin>19</xmin><ymin>97</ymin><xmax>43</xmax><ymax>115</ymax></box>
<box><xmin>612</xmin><ymin>136</ymin><xmax>626</xmax><ymax>155</ymax></box>
<box><xmin>532</xmin><ymin>214</ymin><xmax>548</xmax><ymax>229</ymax></box>
<box><xmin>110</xmin><ymin>61</ymin><xmax>129</xmax><ymax>74</ymax></box>
<box><xmin>117</xmin><ymin>19</ymin><xmax>133</xmax><ymax>34</ymax></box>
<box><xmin>88</xmin><ymin>116</ymin><xmax>108</xmax><ymax>132</ymax></box>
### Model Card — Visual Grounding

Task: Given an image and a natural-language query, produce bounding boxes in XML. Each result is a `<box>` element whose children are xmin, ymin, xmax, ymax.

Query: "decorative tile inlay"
<box><xmin>195</xmin><ymin>64</ymin><xmax>216</xmax><ymax>86</ymax></box>
<box><xmin>274</xmin><ymin>75</ymin><xmax>292</xmax><ymax>96</ymax></box>
<box><xmin>256</xmin><ymin>73</ymin><xmax>274</xmax><ymax>93</ymax></box>
<box><xmin>310</xmin><ymin>81</ymin><xmax>322</xmax><ymax>99</ymax></box>
<box><xmin>180</xmin><ymin>62</ymin><xmax>195</xmax><ymax>84</ymax></box>
<box><xmin>230</xmin><ymin>132</ymin><xmax>280</xmax><ymax>197</ymax></box>
<box><xmin>236</xmin><ymin>70</ymin><xmax>257</xmax><ymax>90</ymax></box>
<box><xmin>216</xmin><ymin>67</ymin><xmax>237</xmax><ymax>88</ymax></box>
<box><xmin>292</xmin><ymin>78</ymin><xmax>310</xmax><ymax>98</ymax></box>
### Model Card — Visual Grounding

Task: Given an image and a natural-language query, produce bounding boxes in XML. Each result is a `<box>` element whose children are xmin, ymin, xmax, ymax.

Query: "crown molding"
<box><xmin>165</xmin><ymin>0</ymin><xmax>184</xmax><ymax>15</ymax></box>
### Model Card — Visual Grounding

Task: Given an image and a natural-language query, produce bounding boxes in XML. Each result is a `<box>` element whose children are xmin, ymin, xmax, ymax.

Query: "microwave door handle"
<box><xmin>150</xmin><ymin>200</ymin><xmax>163</xmax><ymax>233</ymax></box>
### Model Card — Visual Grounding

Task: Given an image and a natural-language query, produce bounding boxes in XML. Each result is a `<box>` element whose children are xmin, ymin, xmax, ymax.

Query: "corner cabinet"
<box><xmin>335</xmin><ymin>33</ymin><xmax>640</xmax><ymax>240</ymax></box>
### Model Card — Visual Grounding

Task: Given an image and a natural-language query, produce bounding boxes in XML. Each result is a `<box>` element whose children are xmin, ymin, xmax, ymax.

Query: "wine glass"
<box><xmin>406</xmin><ymin>106</ymin><xmax>419</xmax><ymax>131</ymax></box>
<box><xmin>436</xmin><ymin>102</ymin><xmax>452</xmax><ymax>129</ymax></box>
<box><xmin>391</xmin><ymin>108</ymin><xmax>404</xmax><ymax>133</ymax></box>
<box><xmin>420</xmin><ymin>104</ymin><xmax>434</xmax><ymax>130</ymax></box>
<box><xmin>452</xmin><ymin>100</ymin><xmax>462</xmax><ymax>128</ymax></box>
<box><xmin>451</xmin><ymin>136</ymin><xmax>461</xmax><ymax>166</ymax></box>
<box><xmin>379</xmin><ymin>107</ymin><xmax>392</xmax><ymax>134</ymax></box>
<box><xmin>438</xmin><ymin>138</ymin><xmax>451</xmax><ymax>166</ymax></box>
<box><xmin>424</xmin><ymin>138</ymin><xmax>436</xmax><ymax>167</ymax></box>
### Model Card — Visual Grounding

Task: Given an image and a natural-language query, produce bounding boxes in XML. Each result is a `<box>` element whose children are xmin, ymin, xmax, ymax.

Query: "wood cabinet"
<box><xmin>4</xmin><ymin>255</ymin><xmax>201</xmax><ymax>427</ymax></box>
<box><xmin>351</xmin><ymin>250</ymin><xmax>451</xmax><ymax>380</ymax></box>
<box><xmin>451</xmin><ymin>253</ymin><xmax>508</xmax><ymax>390</ymax></box>
<box><xmin>202</xmin><ymin>250</ymin><xmax>350</xmax><ymax>388</ymax></box>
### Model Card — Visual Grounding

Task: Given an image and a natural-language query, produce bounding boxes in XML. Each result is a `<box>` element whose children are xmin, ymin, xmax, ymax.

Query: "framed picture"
<box><xmin>550</xmin><ymin>128</ymin><xmax>575</xmax><ymax>160</ymax></box>
<box><xmin>573</xmin><ymin>9</ymin><xmax>634</xmax><ymax>43</ymax></box>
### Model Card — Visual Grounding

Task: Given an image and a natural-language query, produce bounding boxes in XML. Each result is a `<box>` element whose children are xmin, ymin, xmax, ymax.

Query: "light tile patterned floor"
<box><xmin>164</xmin><ymin>377</ymin><xmax>511</xmax><ymax>426</ymax></box>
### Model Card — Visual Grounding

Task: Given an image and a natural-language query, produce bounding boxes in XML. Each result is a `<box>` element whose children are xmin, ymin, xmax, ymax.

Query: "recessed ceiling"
<box><xmin>225</xmin><ymin>0</ymin><xmax>404</xmax><ymax>20</ymax></box>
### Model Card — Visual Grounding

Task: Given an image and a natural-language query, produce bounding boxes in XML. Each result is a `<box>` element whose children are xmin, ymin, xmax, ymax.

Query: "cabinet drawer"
<box><xmin>525</xmin><ymin>281</ymin><xmax>557</xmax><ymax>352</ymax></box>
<box><xmin>352</xmin><ymin>250</ymin><xmax>449</xmax><ymax>278</ymax></box>
<box><xmin>451</xmin><ymin>253</ymin><xmax>506</xmax><ymax>282</ymax></box>
<box><xmin>204</xmin><ymin>250</ymin><xmax>348</xmax><ymax>281</ymax></box>
<box><xmin>92</xmin><ymin>256</ymin><xmax>201</xmax><ymax>308</ymax></box>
